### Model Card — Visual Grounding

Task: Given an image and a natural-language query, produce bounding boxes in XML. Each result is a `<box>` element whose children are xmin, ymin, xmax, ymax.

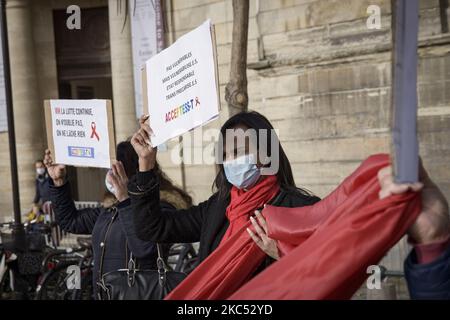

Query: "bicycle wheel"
<box><xmin>71</xmin><ymin>265</ymin><xmax>93</xmax><ymax>300</ymax></box>
<box><xmin>35</xmin><ymin>262</ymin><xmax>78</xmax><ymax>300</ymax></box>
<box><xmin>170</xmin><ymin>243</ymin><xmax>198</xmax><ymax>274</ymax></box>
<box><xmin>0</xmin><ymin>267</ymin><xmax>13</xmax><ymax>300</ymax></box>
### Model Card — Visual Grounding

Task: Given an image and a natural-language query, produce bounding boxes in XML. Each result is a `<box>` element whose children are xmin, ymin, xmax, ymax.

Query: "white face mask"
<box><xmin>223</xmin><ymin>154</ymin><xmax>261</xmax><ymax>190</ymax></box>
<box><xmin>105</xmin><ymin>172</ymin><xmax>115</xmax><ymax>195</ymax></box>
<box><xmin>36</xmin><ymin>168</ymin><xmax>45</xmax><ymax>176</ymax></box>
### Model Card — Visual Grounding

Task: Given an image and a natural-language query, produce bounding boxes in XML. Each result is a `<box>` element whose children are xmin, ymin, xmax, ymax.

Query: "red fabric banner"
<box><xmin>219</xmin><ymin>175</ymin><xmax>279</xmax><ymax>246</ymax></box>
<box><xmin>167</xmin><ymin>154</ymin><xmax>421</xmax><ymax>300</ymax></box>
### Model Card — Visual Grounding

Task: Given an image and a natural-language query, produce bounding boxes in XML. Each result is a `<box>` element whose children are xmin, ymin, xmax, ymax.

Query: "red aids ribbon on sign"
<box><xmin>90</xmin><ymin>122</ymin><xmax>100</xmax><ymax>141</ymax></box>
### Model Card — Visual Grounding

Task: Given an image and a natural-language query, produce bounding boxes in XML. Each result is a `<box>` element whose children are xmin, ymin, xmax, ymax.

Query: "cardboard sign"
<box><xmin>142</xmin><ymin>19</ymin><xmax>220</xmax><ymax>146</ymax></box>
<box><xmin>44</xmin><ymin>99</ymin><xmax>115</xmax><ymax>168</ymax></box>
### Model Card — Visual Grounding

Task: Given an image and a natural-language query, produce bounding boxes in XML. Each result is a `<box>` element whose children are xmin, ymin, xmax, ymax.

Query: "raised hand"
<box><xmin>107</xmin><ymin>161</ymin><xmax>129</xmax><ymax>202</ymax></box>
<box><xmin>43</xmin><ymin>149</ymin><xmax>66</xmax><ymax>187</ymax></box>
<box><xmin>378</xmin><ymin>163</ymin><xmax>450</xmax><ymax>244</ymax></box>
<box><xmin>247</xmin><ymin>210</ymin><xmax>280</xmax><ymax>260</ymax></box>
<box><xmin>130</xmin><ymin>115</ymin><xmax>157</xmax><ymax>171</ymax></box>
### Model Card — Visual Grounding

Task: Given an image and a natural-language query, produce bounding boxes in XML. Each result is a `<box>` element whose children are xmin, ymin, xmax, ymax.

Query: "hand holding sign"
<box><xmin>142</xmin><ymin>20</ymin><xmax>220</xmax><ymax>146</ymax></box>
<box><xmin>43</xmin><ymin>149</ymin><xmax>66</xmax><ymax>187</ymax></box>
<box><xmin>130</xmin><ymin>115</ymin><xmax>157</xmax><ymax>171</ymax></box>
<box><xmin>44</xmin><ymin>99</ymin><xmax>116</xmax><ymax>169</ymax></box>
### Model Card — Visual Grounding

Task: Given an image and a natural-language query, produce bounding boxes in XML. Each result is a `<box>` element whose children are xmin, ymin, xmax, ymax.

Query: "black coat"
<box><xmin>49</xmin><ymin>181</ymin><xmax>159</xmax><ymax>295</ymax></box>
<box><xmin>129</xmin><ymin>170</ymin><xmax>321</xmax><ymax>264</ymax></box>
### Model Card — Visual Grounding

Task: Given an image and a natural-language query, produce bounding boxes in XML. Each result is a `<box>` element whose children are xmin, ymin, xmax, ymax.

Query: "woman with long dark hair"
<box><xmin>128</xmin><ymin>111</ymin><xmax>320</xmax><ymax>282</ymax></box>
<box><xmin>43</xmin><ymin>141</ymin><xmax>192</xmax><ymax>298</ymax></box>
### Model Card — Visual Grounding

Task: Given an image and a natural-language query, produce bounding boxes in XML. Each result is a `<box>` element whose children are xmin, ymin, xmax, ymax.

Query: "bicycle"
<box><xmin>167</xmin><ymin>243</ymin><xmax>198</xmax><ymax>274</ymax></box>
<box><xmin>0</xmin><ymin>214</ymin><xmax>74</xmax><ymax>300</ymax></box>
<box><xmin>0</xmin><ymin>221</ymin><xmax>47</xmax><ymax>300</ymax></box>
<box><xmin>35</xmin><ymin>237</ymin><xmax>94</xmax><ymax>300</ymax></box>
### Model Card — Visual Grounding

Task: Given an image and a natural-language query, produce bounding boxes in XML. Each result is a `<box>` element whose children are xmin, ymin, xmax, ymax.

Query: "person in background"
<box><xmin>43</xmin><ymin>141</ymin><xmax>192</xmax><ymax>298</ymax></box>
<box><xmin>33</xmin><ymin>159</ymin><xmax>51</xmax><ymax>206</ymax></box>
<box><xmin>26</xmin><ymin>159</ymin><xmax>52</xmax><ymax>224</ymax></box>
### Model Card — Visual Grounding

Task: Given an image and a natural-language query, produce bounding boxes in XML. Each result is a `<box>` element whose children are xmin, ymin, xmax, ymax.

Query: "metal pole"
<box><xmin>0</xmin><ymin>0</ymin><xmax>25</xmax><ymax>245</ymax></box>
<box><xmin>390</xmin><ymin>0</ymin><xmax>420</xmax><ymax>184</ymax></box>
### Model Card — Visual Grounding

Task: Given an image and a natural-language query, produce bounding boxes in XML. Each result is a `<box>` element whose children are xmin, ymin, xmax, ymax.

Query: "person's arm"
<box><xmin>128</xmin><ymin>115</ymin><xmax>209</xmax><ymax>243</ymax></box>
<box><xmin>378</xmin><ymin>163</ymin><xmax>450</xmax><ymax>299</ymax></box>
<box><xmin>43</xmin><ymin>148</ymin><xmax>100</xmax><ymax>234</ymax></box>
<box><xmin>50</xmin><ymin>180</ymin><xmax>100</xmax><ymax>235</ymax></box>
<box><xmin>404</xmin><ymin>236</ymin><xmax>450</xmax><ymax>299</ymax></box>
<box><xmin>33</xmin><ymin>180</ymin><xmax>40</xmax><ymax>204</ymax></box>
<box><xmin>117</xmin><ymin>198</ymin><xmax>157</xmax><ymax>259</ymax></box>
<box><xmin>413</xmin><ymin>235</ymin><xmax>450</xmax><ymax>264</ymax></box>
<box><xmin>129</xmin><ymin>170</ymin><xmax>209</xmax><ymax>244</ymax></box>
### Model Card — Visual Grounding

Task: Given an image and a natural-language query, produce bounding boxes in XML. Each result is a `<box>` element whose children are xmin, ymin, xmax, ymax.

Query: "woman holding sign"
<box><xmin>129</xmin><ymin>112</ymin><xmax>320</xmax><ymax>294</ymax></box>
<box><xmin>43</xmin><ymin>141</ymin><xmax>192</xmax><ymax>299</ymax></box>
<box><xmin>130</xmin><ymin>111</ymin><xmax>450</xmax><ymax>300</ymax></box>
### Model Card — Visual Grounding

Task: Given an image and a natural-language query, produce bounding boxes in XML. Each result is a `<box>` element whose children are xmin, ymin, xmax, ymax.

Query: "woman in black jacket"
<box><xmin>130</xmin><ymin>111</ymin><xmax>450</xmax><ymax>300</ymax></box>
<box><xmin>44</xmin><ymin>141</ymin><xmax>192</xmax><ymax>298</ymax></box>
<box><xmin>128</xmin><ymin>111</ymin><xmax>320</xmax><ymax>267</ymax></box>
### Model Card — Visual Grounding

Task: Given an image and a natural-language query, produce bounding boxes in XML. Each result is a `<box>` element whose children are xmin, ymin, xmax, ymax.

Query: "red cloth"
<box><xmin>166</xmin><ymin>175</ymin><xmax>279</xmax><ymax>300</ymax></box>
<box><xmin>166</xmin><ymin>154</ymin><xmax>421</xmax><ymax>300</ymax></box>
<box><xmin>230</xmin><ymin>154</ymin><xmax>421</xmax><ymax>299</ymax></box>
<box><xmin>219</xmin><ymin>175</ymin><xmax>280</xmax><ymax>246</ymax></box>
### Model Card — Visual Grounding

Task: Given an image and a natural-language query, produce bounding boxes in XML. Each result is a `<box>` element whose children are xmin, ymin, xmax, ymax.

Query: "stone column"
<box><xmin>7</xmin><ymin>0</ymin><xmax>45</xmax><ymax>212</ymax></box>
<box><xmin>108</xmin><ymin>0</ymin><xmax>137</xmax><ymax>142</ymax></box>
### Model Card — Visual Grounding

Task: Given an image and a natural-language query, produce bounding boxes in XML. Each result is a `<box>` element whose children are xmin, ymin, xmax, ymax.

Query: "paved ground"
<box><xmin>352</xmin><ymin>277</ymin><xmax>410</xmax><ymax>300</ymax></box>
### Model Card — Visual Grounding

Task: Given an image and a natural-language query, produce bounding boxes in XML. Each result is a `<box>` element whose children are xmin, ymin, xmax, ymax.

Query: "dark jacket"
<box><xmin>128</xmin><ymin>170</ymin><xmax>320</xmax><ymax>265</ymax></box>
<box><xmin>405</xmin><ymin>243</ymin><xmax>450</xmax><ymax>299</ymax></box>
<box><xmin>49</xmin><ymin>180</ymin><xmax>159</xmax><ymax>296</ymax></box>
<box><xmin>34</xmin><ymin>175</ymin><xmax>52</xmax><ymax>204</ymax></box>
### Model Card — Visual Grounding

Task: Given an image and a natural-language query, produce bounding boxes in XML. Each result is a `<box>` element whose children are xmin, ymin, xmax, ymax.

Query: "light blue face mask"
<box><xmin>105</xmin><ymin>171</ymin><xmax>116</xmax><ymax>195</ymax></box>
<box><xmin>223</xmin><ymin>154</ymin><xmax>261</xmax><ymax>190</ymax></box>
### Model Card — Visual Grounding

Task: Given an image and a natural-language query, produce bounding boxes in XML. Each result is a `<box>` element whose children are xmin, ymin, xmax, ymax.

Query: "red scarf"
<box><xmin>231</xmin><ymin>154</ymin><xmax>421</xmax><ymax>299</ymax></box>
<box><xmin>219</xmin><ymin>175</ymin><xmax>280</xmax><ymax>246</ymax></box>
<box><xmin>166</xmin><ymin>154</ymin><xmax>421</xmax><ymax>300</ymax></box>
<box><xmin>165</xmin><ymin>175</ymin><xmax>279</xmax><ymax>299</ymax></box>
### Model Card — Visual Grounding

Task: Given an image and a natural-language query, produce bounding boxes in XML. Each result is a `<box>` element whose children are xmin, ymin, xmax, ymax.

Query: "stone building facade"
<box><xmin>0</xmin><ymin>0</ymin><xmax>449</xmax><ymax>273</ymax></box>
<box><xmin>161</xmin><ymin>0</ymin><xmax>450</xmax><ymax>213</ymax></box>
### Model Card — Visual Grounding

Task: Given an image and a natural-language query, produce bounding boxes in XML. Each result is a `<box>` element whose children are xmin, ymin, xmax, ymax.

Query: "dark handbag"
<box><xmin>96</xmin><ymin>210</ymin><xmax>187</xmax><ymax>300</ymax></box>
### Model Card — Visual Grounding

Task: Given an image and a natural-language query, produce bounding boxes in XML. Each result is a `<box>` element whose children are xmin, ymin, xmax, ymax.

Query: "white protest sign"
<box><xmin>143</xmin><ymin>19</ymin><xmax>220</xmax><ymax>146</ymax></box>
<box><xmin>44</xmin><ymin>99</ymin><xmax>115</xmax><ymax>168</ymax></box>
